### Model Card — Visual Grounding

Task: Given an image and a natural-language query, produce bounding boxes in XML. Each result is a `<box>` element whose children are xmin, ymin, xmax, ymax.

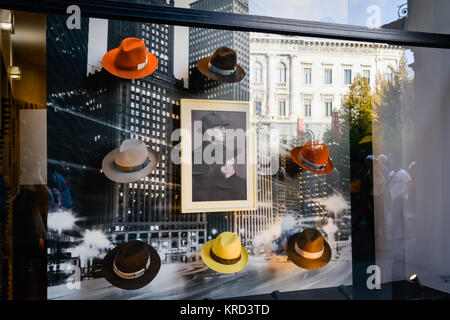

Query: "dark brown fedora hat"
<box><xmin>286</xmin><ymin>228</ymin><xmax>331</xmax><ymax>270</ymax></box>
<box><xmin>197</xmin><ymin>46</ymin><xmax>246</xmax><ymax>83</ymax></box>
<box><xmin>200</xmin><ymin>111</ymin><xmax>229</xmax><ymax>134</ymax></box>
<box><xmin>102</xmin><ymin>240</ymin><xmax>161</xmax><ymax>290</ymax></box>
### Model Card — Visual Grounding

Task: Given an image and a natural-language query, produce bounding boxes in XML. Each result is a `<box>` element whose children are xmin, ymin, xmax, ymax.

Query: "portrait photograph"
<box><xmin>181</xmin><ymin>99</ymin><xmax>256</xmax><ymax>213</ymax></box>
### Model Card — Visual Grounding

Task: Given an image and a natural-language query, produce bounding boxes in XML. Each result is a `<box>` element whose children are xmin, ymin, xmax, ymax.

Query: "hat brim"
<box><xmin>291</xmin><ymin>146</ymin><xmax>333</xmax><ymax>175</ymax></box>
<box><xmin>102</xmin><ymin>48</ymin><xmax>158</xmax><ymax>80</ymax></box>
<box><xmin>102</xmin><ymin>148</ymin><xmax>160</xmax><ymax>183</ymax></box>
<box><xmin>286</xmin><ymin>232</ymin><xmax>332</xmax><ymax>270</ymax></box>
<box><xmin>201</xmin><ymin>239</ymin><xmax>248</xmax><ymax>274</ymax></box>
<box><xmin>102</xmin><ymin>243</ymin><xmax>161</xmax><ymax>290</ymax></box>
<box><xmin>197</xmin><ymin>57</ymin><xmax>246</xmax><ymax>83</ymax></box>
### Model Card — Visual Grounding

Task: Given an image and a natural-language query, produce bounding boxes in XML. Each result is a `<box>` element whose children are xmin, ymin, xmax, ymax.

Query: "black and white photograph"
<box><xmin>191</xmin><ymin>110</ymin><xmax>247</xmax><ymax>202</ymax></box>
<box><xmin>181</xmin><ymin>99</ymin><xmax>257</xmax><ymax>213</ymax></box>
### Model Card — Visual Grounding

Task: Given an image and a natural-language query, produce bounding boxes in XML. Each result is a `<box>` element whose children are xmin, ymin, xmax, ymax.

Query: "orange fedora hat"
<box><xmin>102</xmin><ymin>37</ymin><xmax>158</xmax><ymax>79</ymax></box>
<box><xmin>291</xmin><ymin>141</ymin><xmax>333</xmax><ymax>175</ymax></box>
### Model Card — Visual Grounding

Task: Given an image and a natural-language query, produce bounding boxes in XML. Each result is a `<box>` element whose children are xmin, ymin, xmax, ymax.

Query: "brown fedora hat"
<box><xmin>197</xmin><ymin>46</ymin><xmax>246</xmax><ymax>83</ymax></box>
<box><xmin>286</xmin><ymin>228</ymin><xmax>331</xmax><ymax>270</ymax></box>
<box><xmin>102</xmin><ymin>240</ymin><xmax>161</xmax><ymax>290</ymax></box>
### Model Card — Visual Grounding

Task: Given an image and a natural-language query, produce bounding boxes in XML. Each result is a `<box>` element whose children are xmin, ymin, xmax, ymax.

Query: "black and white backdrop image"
<box><xmin>45</xmin><ymin>1</ymin><xmax>352</xmax><ymax>300</ymax></box>
<box><xmin>191</xmin><ymin>110</ymin><xmax>247</xmax><ymax>202</ymax></box>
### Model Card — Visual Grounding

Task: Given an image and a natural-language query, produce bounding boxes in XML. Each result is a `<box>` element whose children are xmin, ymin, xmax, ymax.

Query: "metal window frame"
<box><xmin>1</xmin><ymin>0</ymin><xmax>450</xmax><ymax>49</ymax></box>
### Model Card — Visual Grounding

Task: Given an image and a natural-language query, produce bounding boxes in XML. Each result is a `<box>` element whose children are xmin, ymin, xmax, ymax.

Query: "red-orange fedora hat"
<box><xmin>291</xmin><ymin>141</ymin><xmax>333</xmax><ymax>175</ymax></box>
<box><xmin>102</xmin><ymin>37</ymin><xmax>158</xmax><ymax>79</ymax></box>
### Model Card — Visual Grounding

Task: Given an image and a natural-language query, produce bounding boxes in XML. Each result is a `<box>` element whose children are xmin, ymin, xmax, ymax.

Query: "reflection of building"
<box><xmin>251</xmin><ymin>33</ymin><xmax>403</xmax><ymax>222</ymax></box>
<box><xmin>46</xmin><ymin>13</ymin><xmax>112</xmax><ymax>227</ymax></box>
<box><xmin>250</xmin><ymin>33</ymin><xmax>404</xmax><ymax>140</ymax></box>
<box><xmin>189</xmin><ymin>0</ymin><xmax>250</xmax><ymax>101</ymax></box>
<box><xmin>103</xmin><ymin>7</ymin><xmax>207</xmax><ymax>263</ymax></box>
<box><xmin>234</xmin><ymin>124</ymin><xmax>276</xmax><ymax>251</ymax></box>
<box><xmin>47</xmin><ymin>230</ymin><xmax>81</xmax><ymax>285</ymax></box>
<box><xmin>188</xmin><ymin>0</ymin><xmax>276</xmax><ymax>249</ymax></box>
<box><xmin>47</xmin><ymin>1</ymin><xmax>207</xmax><ymax>264</ymax></box>
<box><xmin>189</xmin><ymin>0</ymin><xmax>249</xmax><ymax>238</ymax></box>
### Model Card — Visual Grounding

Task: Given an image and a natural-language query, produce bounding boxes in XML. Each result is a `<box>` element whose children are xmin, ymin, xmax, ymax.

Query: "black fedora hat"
<box><xmin>200</xmin><ymin>111</ymin><xmax>229</xmax><ymax>134</ymax></box>
<box><xmin>197</xmin><ymin>46</ymin><xmax>246</xmax><ymax>83</ymax></box>
<box><xmin>102</xmin><ymin>240</ymin><xmax>161</xmax><ymax>290</ymax></box>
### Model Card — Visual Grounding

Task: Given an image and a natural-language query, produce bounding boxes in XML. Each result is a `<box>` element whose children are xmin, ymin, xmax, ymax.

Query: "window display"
<box><xmin>0</xmin><ymin>0</ymin><xmax>449</xmax><ymax>304</ymax></box>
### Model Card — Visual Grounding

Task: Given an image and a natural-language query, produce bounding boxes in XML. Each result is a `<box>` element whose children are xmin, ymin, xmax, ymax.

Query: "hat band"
<box><xmin>113</xmin><ymin>156</ymin><xmax>150</xmax><ymax>173</ymax></box>
<box><xmin>208</xmin><ymin>61</ymin><xmax>236</xmax><ymax>76</ymax></box>
<box><xmin>115</xmin><ymin>56</ymin><xmax>148</xmax><ymax>71</ymax></box>
<box><xmin>298</xmin><ymin>151</ymin><xmax>327</xmax><ymax>171</ymax></box>
<box><xmin>137</xmin><ymin>56</ymin><xmax>148</xmax><ymax>71</ymax></box>
<box><xmin>113</xmin><ymin>255</ymin><xmax>151</xmax><ymax>280</ymax></box>
<box><xmin>294</xmin><ymin>241</ymin><xmax>324</xmax><ymax>260</ymax></box>
<box><xmin>210</xmin><ymin>248</ymin><xmax>241</xmax><ymax>265</ymax></box>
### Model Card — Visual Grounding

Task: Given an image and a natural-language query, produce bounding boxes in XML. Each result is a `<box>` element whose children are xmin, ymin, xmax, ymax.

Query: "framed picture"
<box><xmin>180</xmin><ymin>99</ymin><xmax>257</xmax><ymax>213</ymax></box>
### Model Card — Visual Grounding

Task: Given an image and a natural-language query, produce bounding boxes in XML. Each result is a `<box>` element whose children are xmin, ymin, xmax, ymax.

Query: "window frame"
<box><xmin>254</xmin><ymin>99</ymin><xmax>262</xmax><ymax>115</ymax></box>
<box><xmin>344</xmin><ymin>68</ymin><xmax>352</xmax><ymax>85</ymax></box>
<box><xmin>304</xmin><ymin>67</ymin><xmax>312</xmax><ymax>84</ymax></box>
<box><xmin>304</xmin><ymin>98</ymin><xmax>312</xmax><ymax>117</ymax></box>
<box><xmin>324</xmin><ymin>68</ymin><xmax>333</xmax><ymax>85</ymax></box>
<box><xmin>252</xmin><ymin>62</ymin><xmax>263</xmax><ymax>83</ymax></box>
<box><xmin>277</xmin><ymin>62</ymin><xmax>287</xmax><ymax>83</ymax></box>
<box><xmin>325</xmin><ymin>100</ymin><xmax>333</xmax><ymax>117</ymax></box>
<box><xmin>363</xmin><ymin>69</ymin><xmax>371</xmax><ymax>85</ymax></box>
<box><xmin>6</xmin><ymin>0</ymin><xmax>448</xmax><ymax>49</ymax></box>
<box><xmin>278</xmin><ymin>100</ymin><xmax>286</xmax><ymax>116</ymax></box>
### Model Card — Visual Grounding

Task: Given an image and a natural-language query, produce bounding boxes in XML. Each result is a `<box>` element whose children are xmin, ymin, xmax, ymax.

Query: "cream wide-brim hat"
<box><xmin>102</xmin><ymin>148</ymin><xmax>159</xmax><ymax>183</ymax></box>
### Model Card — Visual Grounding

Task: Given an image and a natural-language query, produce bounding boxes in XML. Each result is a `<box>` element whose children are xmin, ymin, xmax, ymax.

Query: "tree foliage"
<box><xmin>323</xmin><ymin>53</ymin><xmax>414</xmax><ymax>181</ymax></box>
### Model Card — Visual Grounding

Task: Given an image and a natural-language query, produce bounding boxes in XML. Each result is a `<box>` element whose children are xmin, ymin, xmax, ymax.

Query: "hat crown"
<box><xmin>297</xmin><ymin>229</ymin><xmax>324</xmax><ymax>253</ymax></box>
<box><xmin>114</xmin><ymin>240</ymin><xmax>150</xmax><ymax>273</ymax></box>
<box><xmin>114</xmin><ymin>139</ymin><xmax>148</xmax><ymax>167</ymax></box>
<box><xmin>210</xmin><ymin>47</ymin><xmax>237</xmax><ymax>71</ymax></box>
<box><xmin>300</xmin><ymin>141</ymin><xmax>329</xmax><ymax>165</ymax></box>
<box><xmin>211</xmin><ymin>232</ymin><xmax>241</xmax><ymax>260</ymax></box>
<box><xmin>115</xmin><ymin>38</ymin><xmax>147</xmax><ymax>70</ymax></box>
<box><xmin>201</xmin><ymin>112</ymin><xmax>227</xmax><ymax>132</ymax></box>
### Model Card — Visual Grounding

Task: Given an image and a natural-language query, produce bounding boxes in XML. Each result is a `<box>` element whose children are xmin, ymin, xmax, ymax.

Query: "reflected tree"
<box><xmin>372</xmin><ymin>54</ymin><xmax>414</xmax><ymax>169</ymax></box>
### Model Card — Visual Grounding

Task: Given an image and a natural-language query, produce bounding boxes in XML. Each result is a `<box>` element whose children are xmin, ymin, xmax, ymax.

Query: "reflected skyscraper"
<box><xmin>47</xmin><ymin>1</ymin><xmax>208</xmax><ymax>266</ymax></box>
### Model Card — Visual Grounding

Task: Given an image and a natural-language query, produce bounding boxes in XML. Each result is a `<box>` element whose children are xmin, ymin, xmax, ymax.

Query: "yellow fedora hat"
<box><xmin>201</xmin><ymin>232</ymin><xmax>248</xmax><ymax>274</ymax></box>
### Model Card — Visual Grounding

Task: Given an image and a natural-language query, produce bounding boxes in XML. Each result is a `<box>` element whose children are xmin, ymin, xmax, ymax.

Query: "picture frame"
<box><xmin>180</xmin><ymin>99</ymin><xmax>257</xmax><ymax>213</ymax></box>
